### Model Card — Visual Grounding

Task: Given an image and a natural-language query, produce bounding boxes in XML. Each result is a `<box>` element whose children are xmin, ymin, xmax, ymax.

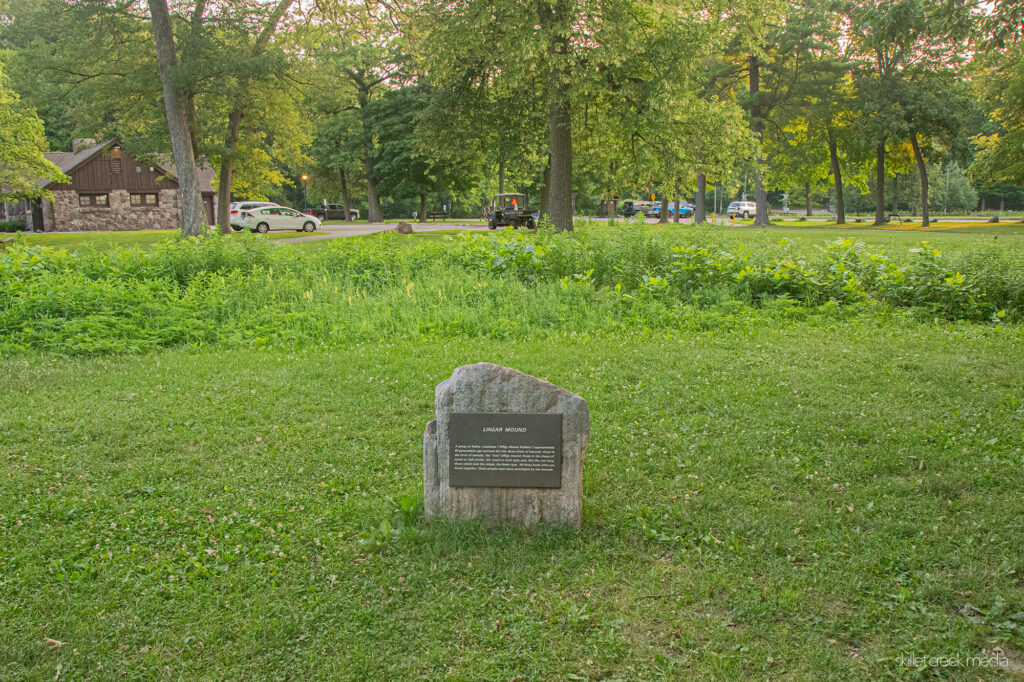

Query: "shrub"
<box><xmin>0</xmin><ymin>228</ymin><xmax>1021</xmax><ymax>355</ymax></box>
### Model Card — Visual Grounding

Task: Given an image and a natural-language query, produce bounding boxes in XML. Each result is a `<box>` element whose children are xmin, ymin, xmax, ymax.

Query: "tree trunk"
<box><xmin>659</xmin><ymin>194</ymin><xmax>669</xmax><ymax>223</ymax></box>
<box><xmin>874</xmin><ymin>144</ymin><xmax>886</xmax><ymax>226</ymax></box>
<box><xmin>539</xmin><ymin>154</ymin><xmax>551</xmax><ymax>219</ymax></box>
<box><xmin>215</xmin><ymin>108</ymin><xmax>243</xmax><ymax>234</ymax></box>
<box><xmin>827</xmin><ymin>129</ymin><xmax>845</xmax><ymax>224</ymax></box>
<box><xmin>1000</xmin><ymin>197</ymin><xmax>1005</xmax><ymax>212</ymax></box>
<box><xmin>910</xmin><ymin>132</ymin><xmax>928</xmax><ymax>226</ymax></box>
<box><xmin>892</xmin><ymin>175</ymin><xmax>898</xmax><ymax>217</ymax></box>
<box><xmin>544</xmin><ymin>0</ymin><xmax>573</xmax><ymax>232</ymax></box>
<box><xmin>213</xmin><ymin>0</ymin><xmax>293</xmax><ymax>234</ymax></box>
<box><xmin>805</xmin><ymin>182</ymin><xmax>812</xmax><ymax>217</ymax></box>
<box><xmin>749</xmin><ymin>55</ymin><xmax>770</xmax><ymax>226</ymax></box>
<box><xmin>340</xmin><ymin>168</ymin><xmax>352</xmax><ymax>220</ymax></box>
<box><xmin>185</xmin><ymin>0</ymin><xmax>206</xmax><ymax>155</ymax></box>
<box><xmin>980</xmin><ymin>195</ymin><xmax>985</xmax><ymax>212</ymax></box>
<box><xmin>695</xmin><ymin>173</ymin><xmax>706</xmax><ymax>224</ymax></box>
<box><xmin>673</xmin><ymin>178</ymin><xmax>681</xmax><ymax>223</ymax></box>
<box><xmin>363</xmin><ymin>155</ymin><xmax>382</xmax><ymax>222</ymax></box>
<box><xmin>419</xmin><ymin>193</ymin><xmax>427</xmax><ymax>223</ymax></box>
<box><xmin>498</xmin><ymin>158</ymin><xmax>505</xmax><ymax>195</ymax></box>
<box><xmin>148</xmin><ymin>0</ymin><xmax>204</xmax><ymax>237</ymax></box>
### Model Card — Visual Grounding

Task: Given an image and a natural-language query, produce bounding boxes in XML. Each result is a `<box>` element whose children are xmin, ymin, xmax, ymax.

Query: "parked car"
<box><xmin>727</xmin><ymin>201</ymin><xmax>757</xmax><ymax>219</ymax></box>
<box><xmin>229</xmin><ymin>201</ymin><xmax>278</xmax><ymax>230</ymax></box>
<box><xmin>240</xmin><ymin>206</ymin><xmax>321</xmax><ymax>233</ymax></box>
<box><xmin>308</xmin><ymin>204</ymin><xmax>359</xmax><ymax>221</ymax></box>
<box><xmin>667</xmin><ymin>203</ymin><xmax>695</xmax><ymax>218</ymax></box>
<box><xmin>643</xmin><ymin>203</ymin><xmax>662</xmax><ymax>217</ymax></box>
<box><xmin>621</xmin><ymin>200</ymin><xmax>653</xmax><ymax>217</ymax></box>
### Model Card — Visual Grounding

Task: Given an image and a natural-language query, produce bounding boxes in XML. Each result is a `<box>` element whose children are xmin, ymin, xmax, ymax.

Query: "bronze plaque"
<box><xmin>449</xmin><ymin>412</ymin><xmax>562</xmax><ymax>488</ymax></box>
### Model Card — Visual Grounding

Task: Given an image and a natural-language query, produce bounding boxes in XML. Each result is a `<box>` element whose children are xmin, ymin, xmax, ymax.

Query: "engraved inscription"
<box><xmin>449</xmin><ymin>412</ymin><xmax>562</xmax><ymax>488</ymax></box>
<box><xmin>452</xmin><ymin>443</ymin><xmax>558</xmax><ymax>472</ymax></box>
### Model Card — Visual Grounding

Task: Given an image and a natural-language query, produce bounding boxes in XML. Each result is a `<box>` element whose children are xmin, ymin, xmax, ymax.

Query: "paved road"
<box><xmin>277</xmin><ymin>221</ymin><xmax>491</xmax><ymax>243</ymax></box>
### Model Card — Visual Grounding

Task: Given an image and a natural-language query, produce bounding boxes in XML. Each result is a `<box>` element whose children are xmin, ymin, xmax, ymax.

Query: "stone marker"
<box><xmin>423</xmin><ymin>363</ymin><xmax>589</xmax><ymax>527</ymax></box>
<box><xmin>393</xmin><ymin>221</ymin><xmax>414</xmax><ymax>234</ymax></box>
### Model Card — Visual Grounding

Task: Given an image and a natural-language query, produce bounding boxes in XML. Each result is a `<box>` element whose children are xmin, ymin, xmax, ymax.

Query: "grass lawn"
<box><xmin>723</xmin><ymin>217</ymin><xmax>1024</xmax><ymax>234</ymax></box>
<box><xmin>2</xmin><ymin>320</ymin><xmax>1023</xmax><ymax>679</ymax></box>
<box><xmin>1</xmin><ymin>223</ymin><xmax>1023</xmax><ymax>679</ymax></box>
<box><xmin>0</xmin><ymin>229</ymin><xmax>329</xmax><ymax>251</ymax></box>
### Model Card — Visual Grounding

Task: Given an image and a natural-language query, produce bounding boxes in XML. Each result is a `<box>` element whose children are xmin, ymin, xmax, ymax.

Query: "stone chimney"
<box><xmin>72</xmin><ymin>138</ymin><xmax>97</xmax><ymax>152</ymax></box>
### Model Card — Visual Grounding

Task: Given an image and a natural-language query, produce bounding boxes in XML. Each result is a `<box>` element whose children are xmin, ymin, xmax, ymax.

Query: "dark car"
<box><xmin>309</xmin><ymin>203</ymin><xmax>359</xmax><ymax>221</ymax></box>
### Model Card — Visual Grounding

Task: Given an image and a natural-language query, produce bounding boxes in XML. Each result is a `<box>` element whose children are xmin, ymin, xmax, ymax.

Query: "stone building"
<box><xmin>2</xmin><ymin>139</ymin><xmax>217</xmax><ymax>232</ymax></box>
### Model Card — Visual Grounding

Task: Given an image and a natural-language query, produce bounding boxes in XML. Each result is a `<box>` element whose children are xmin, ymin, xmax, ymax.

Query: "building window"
<box><xmin>78</xmin><ymin>193</ymin><xmax>109</xmax><ymax>207</ymax></box>
<box><xmin>112</xmin><ymin>158</ymin><xmax>122</xmax><ymax>173</ymax></box>
<box><xmin>130</xmin><ymin>193</ymin><xmax>159</xmax><ymax>207</ymax></box>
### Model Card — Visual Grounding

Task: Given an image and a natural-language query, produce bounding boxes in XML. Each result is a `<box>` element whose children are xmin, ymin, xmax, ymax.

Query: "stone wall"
<box><xmin>48</xmin><ymin>189</ymin><xmax>184</xmax><ymax>231</ymax></box>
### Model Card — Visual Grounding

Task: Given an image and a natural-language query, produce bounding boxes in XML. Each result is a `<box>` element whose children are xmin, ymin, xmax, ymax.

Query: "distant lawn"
<box><xmin>0</xmin><ymin>229</ymin><xmax>328</xmax><ymax>251</ymax></box>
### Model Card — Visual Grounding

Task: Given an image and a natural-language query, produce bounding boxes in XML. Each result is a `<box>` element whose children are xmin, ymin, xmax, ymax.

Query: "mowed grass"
<box><xmin>2</xmin><ymin>317</ymin><xmax>1024</xmax><ymax>679</ymax></box>
<box><xmin>4</xmin><ymin>219</ymin><xmax>1023</xmax><ymax>253</ymax></box>
<box><xmin>0</xmin><ymin>229</ymin><xmax>328</xmax><ymax>251</ymax></box>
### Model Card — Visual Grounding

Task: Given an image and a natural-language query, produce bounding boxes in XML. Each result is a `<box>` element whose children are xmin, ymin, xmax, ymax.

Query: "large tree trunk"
<box><xmin>805</xmin><ymin>182</ymin><xmax>812</xmax><ymax>217</ymax></box>
<box><xmin>980</xmin><ymin>195</ymin><xmax>985</xmax><ymax>212</ymax></box>
<box><xmin>498</xmin><ymin>158</ymin><xmax>505</xmax><ymax>195</ymax></box>
<box><xmin>1000</xmin><ymin>197</ymin><xmax>1005</xmax><ymax>212</ymax></box>
<box><xmin>185</xmin><ymin>0</ymin><xmax>206</xmax><ymax>155</ymax></box>
<box><xmin>215</xmin><ymin>108</ymin><xmax>243</xmax><ymax>233</ymax></box>
<box><xmin>539</xmin><ymin>154</ymin><xmax>551</xmax><ymax>219</ymax></box>
<box><xmin>874</xmin><ymin>144</ymin><xmax>886</xmax><ymax>226</ymax></box>
<box><xmin>892</xmin><ymin>175</ymin><xmax>898</xmax><ymax>217</ymax></box>
<box><xmin>827</xmin><ymin>129</ymin><xmax>845</xmax><ymax>224</ymax></box>
<box><xmin>214</xmin><ymin>0</ymin><xmax>293</xmax><ymax>234</ymax></box>
<box><xmin>695</xmin><ymin>173</ymin><xmax>706</xmax><ymax>224</ymax></box>
<box><xmin>148</xmin><ymin>0</ymin><xmax>204</xmax><ymax>237</ymax></box>
<box><xmin>363</xmin><ymin>155</ymin><xmax>382</xmax><ymax>222</ymax></box>
<box><xmin>544</xmin><ymin>1</ymin><xmax>573</xmax><ymax>232</ymax></box>
<box><xmin>749</xmin><ymin>55</ymin><xmax>770</xmax><ymax>226</ymax></box>
<box><xmin>910</xmin><ymin>132</ymin><xmax>928</xmax><ymax>226</ymax></box>
<box><xmin>419</xmin><ymin>193</ymin><xmax>427</xmax><ymax>223</ymax></box>
<box><xmin>658</xmin><ymin>194</ymin><xmax>669</xmax><ymax>223</ymax></box>
<box><xmin>339</xmin><ymin>168</ymin><xmax>352</xmax><ymax>220</ymax></box>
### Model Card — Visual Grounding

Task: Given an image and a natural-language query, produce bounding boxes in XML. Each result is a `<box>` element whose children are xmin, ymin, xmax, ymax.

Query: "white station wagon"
<box><xmin>239</xmin><ymin>206</ymin><xmax>322</xmax><ymax>233</ymax></box>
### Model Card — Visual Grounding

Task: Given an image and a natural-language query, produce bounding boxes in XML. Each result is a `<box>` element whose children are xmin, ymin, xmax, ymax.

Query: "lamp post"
<box><xmin>301</xmin><ymin>174</ymin><xmax>308</xmax><ymax>210</ymax></box>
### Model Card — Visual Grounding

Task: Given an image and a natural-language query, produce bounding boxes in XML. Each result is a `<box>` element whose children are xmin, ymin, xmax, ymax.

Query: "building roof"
<box><xmin>163</xmin><ymin>159</ymin><xmax>218</xmax><ymax>194</ymax></box>
<box><xmin>38</xmin><ymin>139</ymin><xmax>217</xmax><ymax>193</ymax></box>
<box><xmin>37</xmin><ymin>139</ymin><xmax>114</xmax><ymax>188</ymax></box>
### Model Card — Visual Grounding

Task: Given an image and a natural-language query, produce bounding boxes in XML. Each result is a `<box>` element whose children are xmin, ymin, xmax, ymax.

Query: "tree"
<box><xmin>851</xmin><ymin>0</ymin><xmax>972</xmax><ymax>225</ymax></box>
<box><xmin>148</xmin><ymin>0</ymin><xmax>205</xmax><ymax>236</ymax></box>
<box><xmin>214</xmin><ymin>0</ymin><xmax>297</xmax><ymax>233</ymax></box>
<box><xmin>370</xmin><ymin>84</ymin><xmax>479</xmax><ymax>221</ymax></box>
<box><xmin>897</xmin><ymin>71</ymin><xmax>974</xmax><ymax>225</ymax></box>
<box><xmin>0</xmin><ymin>63</ymin><xmax>69</xmax><ymax>200</ymax></box>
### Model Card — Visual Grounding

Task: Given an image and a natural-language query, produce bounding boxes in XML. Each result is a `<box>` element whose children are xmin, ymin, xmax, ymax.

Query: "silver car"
<box><xmin>240</xmin><ymin>206</ymin><xmax>322</xmax><ymax>233</ymax></box>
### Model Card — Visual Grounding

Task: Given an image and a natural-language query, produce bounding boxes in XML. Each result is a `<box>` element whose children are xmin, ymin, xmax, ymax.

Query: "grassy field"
<box><xmin>0</xmin><ymin>229</ymin><xmax>329</xmax><ymax>251</ymax></box>
<box><xmin>2</xmin><ymin>225</ymin><xmax>1023</xmax><ymax>679</ymax></box>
